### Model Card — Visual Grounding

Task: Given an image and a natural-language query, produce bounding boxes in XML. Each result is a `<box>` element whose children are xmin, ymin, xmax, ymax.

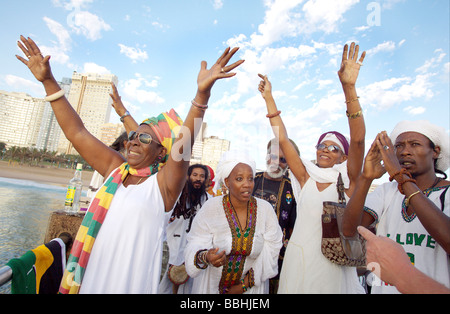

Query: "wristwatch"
<box><xmin>120</xmin><ymin>110</ymin><xmax>130</xmax><ymax>122</ymax></box>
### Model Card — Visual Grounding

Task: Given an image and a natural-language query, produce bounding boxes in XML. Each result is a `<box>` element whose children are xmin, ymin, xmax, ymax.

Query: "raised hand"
<box><xmin>362</xmin><ymin>136</ymin><xmax>387</xmax><ymax>180</ymax></box>
<box><xmin>110</xmin><ymin>82</ymin><xmax>127</xmax><ymax>116</ymax></box>
<box><xmin>338</xmin><ymin>42</ymin><xmax>366</xmax><ymax>87</ymax></box>
<box><xmin>374</xmin><ymin>131</ymin><xmax>402</xmax><ymax>177</ymax></box>
<box><xmin>16</xmin><ymin>36</ymin><xmax>53</xmax><ymax>83</ymax></box>
<box><xmin>197</xmin><ymin>47</ymin><xmax>244</xmax><ymax>95</ymax></box>
<box><xmin>257</xmin><ymin>73</ymin><xmax>273</xmax><ymax>100</ymax></box>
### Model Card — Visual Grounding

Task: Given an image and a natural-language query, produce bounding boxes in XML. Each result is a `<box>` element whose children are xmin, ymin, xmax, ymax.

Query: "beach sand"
<box><xmin>0</xmin><ymin>160</ymin><xmax>94</xmax><ymax>187</ymax></box>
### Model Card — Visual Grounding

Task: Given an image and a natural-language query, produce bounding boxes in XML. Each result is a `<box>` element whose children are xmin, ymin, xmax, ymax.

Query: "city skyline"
<box><xmin>0</xmin><ymin>1</ymin><xmax>448</xmax><ymax>179</ymax></box>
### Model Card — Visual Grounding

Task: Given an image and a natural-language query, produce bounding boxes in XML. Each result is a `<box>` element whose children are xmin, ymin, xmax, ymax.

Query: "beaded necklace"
<box><xmin>219</xmin><ymin>194</ymin><xmax>257</xmax><ymax>294</ymax></box>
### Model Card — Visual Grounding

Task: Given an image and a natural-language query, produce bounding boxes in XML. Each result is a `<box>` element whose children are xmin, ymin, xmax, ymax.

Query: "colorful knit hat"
<box><xmin>141</xmin><ymin>109</ymin><xmax>184</xmax><ymax>166</ymax></box>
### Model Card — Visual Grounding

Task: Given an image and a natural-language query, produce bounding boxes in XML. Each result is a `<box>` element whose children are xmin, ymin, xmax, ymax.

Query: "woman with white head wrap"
<box><xmin>185</xmin><ymin>150</ymin><xmax>282</xmax><ymax>294</ymax></box>
<box><xmin>343</xmin><ymin>120</ymin><xmax>450</xmax><ymax>294</ymax></box>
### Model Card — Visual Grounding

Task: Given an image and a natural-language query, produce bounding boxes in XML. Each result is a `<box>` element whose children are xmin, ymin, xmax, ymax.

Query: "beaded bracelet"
<box><xmin>241</xmin><ymin>279</ymin><xmax>248</xmax><ymax>292</ymax></box>
<box><xmin>266</xmin><ymin>110</ymin><xmax>281</xmax><ymax>118</ymax></box>
<box><xmin>247</xmin><ymin>268</ymin><xmax>255</xmax><ymax>288</ymax></box>
<box><xmin>194</xmin><ymin>249</ymin><xmax>208</xmax><ymax>269</ymax></box>
<box><xmin>191</xmin><ymin>99</ymin><xmax>208</xmax><ymax>110</ymax></box>
<box><xmin>389</xmin><ymin>168</ymin><xmax>417</xmax><ymax>194</ymax></box>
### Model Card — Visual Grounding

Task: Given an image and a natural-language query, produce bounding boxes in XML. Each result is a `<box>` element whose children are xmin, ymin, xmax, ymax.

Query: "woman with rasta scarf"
<box><xmin>16</xmin><ymin>35</ymin><xmax>244</xmax><ymax>294</ymax></box>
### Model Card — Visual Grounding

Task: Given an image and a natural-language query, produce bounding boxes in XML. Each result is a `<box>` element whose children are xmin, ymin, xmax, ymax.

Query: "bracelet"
<box><xmin>44</xmin><ymin>89</ymin><xmax>65</xmax><ymax>102</ymax></box>
<box><xmin>241</xmin><ymin>279</ymin><xmax>248</xmax><ymax>292</ymax></box>
<box><xmin>346</xmin><ymin>110</ymin><xmax>362</xmax><ymax>119</ymax></box>
<box><xmin>266</xmin><ymin>110</ymin><xmax>281</xmax><ymax>118</ymax></box>
<box><xmin>191</xmin><ymin>99</ymin><xmax>208</xmax><ymax>110</ymax></box>
<box><xmin>405</xmin><ymin>190</ymin><xmax>421</xmax><ymax>207</ymax></box>
<box><xmin>247</xmin><ymin>268</ymin><xmax>255</xmax><ymax>288</ymax></box>
<box><xmin>120</xmin><ymin>110</ymin><xmax>130</xmax><ymax>122</ymax></box>
<box><xmin>194</xmin><ymin>249</ymin><xmax>208</xmax><ymax>269</ymax></box>
<box><xmin>345</xmin><ymin>96</ymin><xmax>360</xmax><ymax>104</ymax></box>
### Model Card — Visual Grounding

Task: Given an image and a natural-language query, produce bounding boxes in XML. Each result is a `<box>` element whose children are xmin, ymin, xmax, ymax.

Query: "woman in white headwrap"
<box><xmin>343</xmin><ymin>120</ymin><xmax>450</xmax><ymax>294</ymax></box>
<box><xmin>184</xmin><ymin>151</ymin><xmax>282</xmax><ymax>294</ymax></box>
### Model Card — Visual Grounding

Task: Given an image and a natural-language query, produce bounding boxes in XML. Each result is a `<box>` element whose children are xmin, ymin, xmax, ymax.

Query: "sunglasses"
<box><xmin>316</xmin><ymin>143</ymin><xmax>341</xmax><ymax>153</ymax></box>
<box><xmin>128</xmin><ymin>131</ymin><xmax>161</xmax><ymax>146</ymax></box>
<box><xmin>268</xmin><ymin>154</ymin><xmax>287</xmax><ymax>163</ymax></box>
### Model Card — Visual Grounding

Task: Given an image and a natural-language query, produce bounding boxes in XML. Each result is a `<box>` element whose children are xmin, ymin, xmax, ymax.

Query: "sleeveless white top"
<box><xmin>80</xmin><ymin>173</ymin><xmax>170</xmax><ymax>294</ymax></box>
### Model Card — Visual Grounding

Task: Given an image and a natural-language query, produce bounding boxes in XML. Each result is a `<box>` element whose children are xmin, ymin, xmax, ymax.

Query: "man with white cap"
<box><xmin>343</xmin><ymin>120</ymin><xmax>450</xmax><ymax>294</ymax></box>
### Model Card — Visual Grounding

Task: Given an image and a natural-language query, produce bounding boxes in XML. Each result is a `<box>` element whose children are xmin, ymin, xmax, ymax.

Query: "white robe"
<box><xmin>80</xmin><ymin>173</ymin><xmax>171</xmax><ymax>294</ymax></box>
<box><xmin>185</xmin><ymin>195</ymin><xmax>282</xmax><ymax>294</ymax></box>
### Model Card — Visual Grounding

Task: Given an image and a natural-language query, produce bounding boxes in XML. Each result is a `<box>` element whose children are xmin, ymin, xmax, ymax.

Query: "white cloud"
<box><xmin>69</xmin><ymin>10</ymin><xmax>112</xmax><ymax>41</ymax></box>
<box><xmin>403</xmin><ymin>106</ymin><xmax>426</xmax><ymax>115</ymax></box>
<box><xmin>40</xmin><ymin>17</ymin><xmax>71</xmax><ymax>65</ymax></box>
<box><xmin>366</xmin><ymin>40</ymin><xmax>397</xmax><ymax>55</ymax></box>
<box><xmin>415</xmin><ymin>49</ymin><xmax>446</xmax><ymax>74</ymax></box>
<box><xmin>118</xmin><ymin>44</ymin><xmax>149</xmax><ymax>63</ymax></box>
<box><xmin>213</xmin><ymin>0</ymin><xmax>224</xmax><ymax>10</ymax></box>
<box><xmin>83</xmin><ymin>62</ymin><xmax>110</xmax><ymax>74</ymax></box>
<box><xmin>3</xmin><ymin>75</ymin><xmax>44</xmax><ymax>96</ymax></box>
<box><xmin>120</xmin><ymin>74</ymin><xmax>164</xmax><ymax>106</ymax></box>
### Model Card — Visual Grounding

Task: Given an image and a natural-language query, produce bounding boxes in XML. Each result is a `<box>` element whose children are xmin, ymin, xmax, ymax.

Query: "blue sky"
<box><xmin>0</xmin><ymin>0</ymin><xmax>449</xmax><ymax>177</ymax></box>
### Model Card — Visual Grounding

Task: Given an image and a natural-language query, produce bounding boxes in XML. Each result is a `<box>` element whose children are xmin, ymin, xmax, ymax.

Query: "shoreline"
<box><xmin>0</xmin><ymin>160</ymin><xmax>94</xmax><ymax>188</ymax></box>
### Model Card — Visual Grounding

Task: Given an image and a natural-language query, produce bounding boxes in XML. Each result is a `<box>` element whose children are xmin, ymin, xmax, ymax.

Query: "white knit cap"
<box><xmin>390</xmin><ymin>120</ymin><xmax>449</xmax><ymax>172</ymax></box>
<box><xmin>214</xmin><ymin>150</ymin><xmax>256</xmax><ymax>193</ymax></box>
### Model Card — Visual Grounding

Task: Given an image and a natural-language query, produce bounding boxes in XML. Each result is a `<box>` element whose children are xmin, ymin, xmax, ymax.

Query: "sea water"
<box><xmin>0</xmin><ymin>177</ymin><xmax>67</xmax><ymax>294</ymax></box>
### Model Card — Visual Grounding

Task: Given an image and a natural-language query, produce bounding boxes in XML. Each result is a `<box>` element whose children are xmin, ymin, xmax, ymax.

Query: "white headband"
<box><xmin>320</xmin><ymin>133</ymin><xmax>347</xmax><ymax>154</ymax></box>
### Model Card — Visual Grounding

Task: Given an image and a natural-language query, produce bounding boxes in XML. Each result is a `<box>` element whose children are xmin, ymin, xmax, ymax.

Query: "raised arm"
<box><xmin>258</xmin><ymin>74</ymin><xmax>308</xmax><ymax>187</ymax></box>
<box><xmin>110</xmin><ymin>82</ymin><xmax>139</xmax><ymax>134</ymax></box>
<box><xmin>338</xmin><ymin>43</ymin><xmax>366</xmax><ymax>191</ymax></box>
<box><xmin>158</xmin><ymin>47</ymin><xmax>245</xmax><ymax>211</ymax></box>
<box><xmin>16</xmin><ymin>36</ymin><xmax>124</xmax><ymax>177</ymax></box>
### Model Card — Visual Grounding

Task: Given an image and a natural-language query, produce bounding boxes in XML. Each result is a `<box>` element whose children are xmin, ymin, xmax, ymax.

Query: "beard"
<box><xmin>266</xmin><ymin>163</ymin><xmax>287</xmax><ymax>179</ymax></box>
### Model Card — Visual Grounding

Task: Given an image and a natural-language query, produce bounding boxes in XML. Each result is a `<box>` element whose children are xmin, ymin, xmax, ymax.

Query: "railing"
<box><xmin>0</xmin><ymin>233</ymin><xmax>72</xmax><ymax>288</ymax></box>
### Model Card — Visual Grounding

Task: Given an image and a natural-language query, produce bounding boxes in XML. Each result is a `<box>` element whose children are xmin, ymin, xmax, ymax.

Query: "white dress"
<box><xmin>364</xmin><ymin>182</ymin><xmax>450</xmax><ymax>294</ymax></box>
<box><xmin>79</xmin><ymin>173</ymin><xmax>171</xmax><ymax>294</ymax></box>
<box><xmin>278</xmin><ymin>177</ymin><xmax>365</xmax><ymax>294</ymax></box>
<box><xmin>185</xmin><ymin>195</ymin><xmax>282</xmax><ymax>294</ymax></box>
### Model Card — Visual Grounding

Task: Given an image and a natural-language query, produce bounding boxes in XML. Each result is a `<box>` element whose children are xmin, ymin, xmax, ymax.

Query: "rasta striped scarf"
<box><xmin>59</xmin><ymin>110</ymin><xmax>183</xmax><ymax>294</ymax></box>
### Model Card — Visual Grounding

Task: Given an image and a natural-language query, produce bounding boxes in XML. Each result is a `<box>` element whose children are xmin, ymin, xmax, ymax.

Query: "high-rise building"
<box><xmin>58</xmin><ymin>72</ymin><xmax>118</xmax><ymax>154</ymax></box>
<box><xmin>201</xmin><ymin>136</ymin><xmax>230</xmax><ymax>171</ymax></box>
<box><xmin>0</xmin><ymin>91</ymin><xmax>46</xmax><ymax>148</ymax></box>
<box><xmin>100</xmin><ymin>123</ymin><xmax>125</xmax><ymax>148</ymax></box>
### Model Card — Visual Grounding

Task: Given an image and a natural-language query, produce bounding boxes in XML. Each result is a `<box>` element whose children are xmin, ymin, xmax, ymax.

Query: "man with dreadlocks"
<box><xmin>159</xmin><ymin>164</ymin><xmax>210</xmax><ymax>293</ymax></box>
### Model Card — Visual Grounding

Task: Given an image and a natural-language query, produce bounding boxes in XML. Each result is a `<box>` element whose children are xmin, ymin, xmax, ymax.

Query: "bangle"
<box><xmin>346</xmin><ymin>110</ymin><xmax>362</xmax><ymax>119</ymax></box>
<box><xmin>405</xmin><ymin>190</ymin><xmax>421</xmax><ymax>207</ymax></box>
<box><xmin>345</xmin><ymin>96</ymin><xmax>360</xmax><ymax>104</ymax></box>
<box><xmin>241</xmin><ymin>279</ymin><xmax>247</xmax><ymax>292</ymax></box>
<box><xmin>266</xmin><ymin>110</ymin><xmax>281</xmax><ymax>118</ymax></box>
<box><xmin>44</xmin><ymin>89</ymin><xmax>65</xmax><ymax>102</ymax></box>
<box><xmin>191</xmin><ymin>99</ymin><xmax>208</xmax><ymax>110</ymax></box>
<box><xmin>194</xmin><ymin>249</ymin><xmax>208</xmax><ymax>269</ymax></box>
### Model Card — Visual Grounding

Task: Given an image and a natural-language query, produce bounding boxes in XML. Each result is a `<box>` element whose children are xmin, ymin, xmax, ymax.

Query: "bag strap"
<box><xmin>336</xmin><ymin>173</ymin><xmax>346</xmax><ymax>204</ymax></box>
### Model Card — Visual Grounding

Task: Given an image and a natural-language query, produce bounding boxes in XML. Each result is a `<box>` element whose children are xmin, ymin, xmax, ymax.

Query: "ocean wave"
<box><xmin>0</xmin><ymin>177</ymin><xmax>67</xmax><ymax>193</ymax></box>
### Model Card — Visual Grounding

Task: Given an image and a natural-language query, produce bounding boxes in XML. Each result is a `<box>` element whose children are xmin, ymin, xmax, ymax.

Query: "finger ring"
<box><xmin>383</xmin><ymin>145</ymin><xmax>389</xmax><ymax>150</ymax></box>
<box><xmin>221</xmin><ymin>68</ymin><xmax>225</xmax><ymax>73</ymax></box>
<box><xmin>27</xmin><ymin>55</ymin><xmax>31</xmax><ymax>58</ymax></box>
<box><xmin>357</xmin><ymin>61</ymin><xmax>363</xmax><ymax>66</ymax></box>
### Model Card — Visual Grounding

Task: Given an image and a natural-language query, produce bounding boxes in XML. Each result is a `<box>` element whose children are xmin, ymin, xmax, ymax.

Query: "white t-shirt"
<box><xmin>80</xmin><ymin>173</ymin><xmax>171</xmax><ymax>294</ymax></box>
<box><xmin>364</xmin><ymin>182</ymin><xmax>450</xmax><ymax>294</ymax></box>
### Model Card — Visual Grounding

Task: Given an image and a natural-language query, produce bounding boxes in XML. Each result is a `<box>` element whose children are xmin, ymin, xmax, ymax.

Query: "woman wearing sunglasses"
<box><xmin>258</xmin><ymin>42</ymin><xmax>367</xmax><ymax>294</ymax></box>
<box><xmin>16</xmin><ymin>35</ymin><xmax>244</xmax><ymax>294</ymax></box>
